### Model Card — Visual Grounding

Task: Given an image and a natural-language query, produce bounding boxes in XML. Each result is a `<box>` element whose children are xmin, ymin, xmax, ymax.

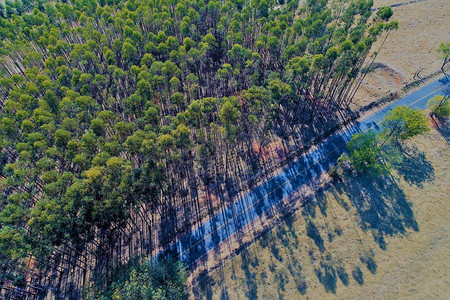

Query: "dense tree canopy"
<box><xmin>0</xmin><ymin>0</ymin><xmax>396</xmax><ymax>296</ymax></box>
<box><xmin>106</xmin><ymin>259</ymin><xmax>187</xmax><ymax>300</ymax></box>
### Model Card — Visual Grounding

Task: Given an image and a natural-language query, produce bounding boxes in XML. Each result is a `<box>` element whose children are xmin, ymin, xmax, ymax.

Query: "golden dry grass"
<box><xmin>354</xmin><ymin>0</ymin><xmax>450</xmax><ymax>107</ymax></box>
<box><xmin>190</xmin><ymin>124</ymin><xmax>450</xmax><ymax>299</ymax></box>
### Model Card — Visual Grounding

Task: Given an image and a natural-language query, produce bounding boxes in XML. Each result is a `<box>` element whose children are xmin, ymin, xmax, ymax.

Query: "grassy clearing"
<box><xmin>354</xmin><ymin>0</ymin><xmax>450</xmax><ymax>107</ymax></box>
<box><xmin>190</xmin><ymin>124</ymin><xmax>450</xmax><ymax>299</ymax></box>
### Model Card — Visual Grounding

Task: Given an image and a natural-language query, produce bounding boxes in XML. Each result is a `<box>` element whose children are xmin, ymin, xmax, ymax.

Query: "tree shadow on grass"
<box><xmin>277</xmin><ymin>214</ymin><xmax>299</xmax><ymax>250</ymax></box>
<box><xmin>287</xmin><ymin>255</ymin><xmax>308</xmax><ymax>295</ymax></box>
<box><xmin>240</xmin><ymin>248</ymin><xmax>259</xmax><ymax>300</ymax></box>
<box><xmin>302</xmin><ymin>199</ymin><xmax>326</xmax><ymax>252</ymax></box>
<box><xmin>314</xmin><ymin>259</ymin><xmax>337</xmax><ymax>293</ymax></box>
<box><xmin>203</xmin><ymin>144</ymin><xmax>427</xmax><ymax>297</ymax></box>
<box><xmin>300</xmin><ymin>198</ymin><xmax>342</xmax><ymax>294</ymax></box>
<box><xmin>231</xmin><ymin>166</ymin><xmax>418</xmax><ymax>296</ymax></box>
<box><xmin>306</xmin><ymin>220</ymin><xmax>325</xmax><ymax>252</ymax></box>
<box><xmin>430</xmin><ymin>114</ymin><xmax>450</xmax><ymax>144</ymax></box>
<box><xmin>300</xmin><ymin>160</ymin><xmax>422</xmax><ymax>292</ymax></box>
<box><xmin>269</xmin><ymin>217</ymin><xmax>308</xmax><ymax>296</ymax></box>
<box><xmin>192</xmin><ymin>270</ymin><xmax>214</xmax><ymax>300</ymax></box>
<box><xmin>315</xmin><ymin>189</ymin><xmax>328</xmax><ymax>217</ymax></box>
<box><xmin>301</xmin><ymin>163</ymin><xmax>420</xmax><ymax>293</ymax></box>
<box><xmin>310</xmin><ymin>253</ymin><xmax>351</xmax><ymax>293</ymax></box>
<box><xmin>255</xmin><ymin>215</ymin><xmax>308</xmax><ymax>297</ymax></box>
<box><xmin>337</xmin><ymin>173</ymin><xmax>418</xmax><ymax>250</ymax></box>
<box><xmin>220</xmin><ymin>288</ymin><xmax>230</xmax><ymax>300</ymax></box>
<box><xmin>360</xmin><ymin>251</ymin><xmax>377</xmax><ymax>274</ymax></box>
<box><xmin>391</xmin><ymin>145</ymin><xmax>435</xmax><ymax>188</ymax></box>
<box><xmin>352</xmin><ymin>266</ymin><xmax>364</xmax><ymax>285</ymax></box>
<box><xmin>336</xmin><ymin>266</ymin><xmax>349</xmax><ymax>286</ymax></box>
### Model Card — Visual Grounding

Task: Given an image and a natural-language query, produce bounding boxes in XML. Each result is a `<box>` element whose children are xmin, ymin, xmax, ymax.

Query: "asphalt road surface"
<box><xmin>155</xmin><ymin>77</ymin><xmax>449</xmax><ymax>266</ymax></box>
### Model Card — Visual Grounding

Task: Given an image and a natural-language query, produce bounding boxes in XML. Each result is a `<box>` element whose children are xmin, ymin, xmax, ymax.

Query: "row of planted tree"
<box><xmin>0</xmin><ymin>0</ymin><xmax>397</xmax><ymax>297</ymax></box>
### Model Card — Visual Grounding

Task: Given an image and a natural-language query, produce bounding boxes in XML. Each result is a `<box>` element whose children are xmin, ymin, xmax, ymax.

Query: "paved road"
<box><xmin>155</xmin><ymin>77</ymin><xmax>449</xmax><ymax>265</ymax></box>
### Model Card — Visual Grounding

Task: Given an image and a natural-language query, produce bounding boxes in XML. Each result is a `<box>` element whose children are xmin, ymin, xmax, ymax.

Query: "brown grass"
<box><xmin>190</xmin><ymin>124</ymin><xmax>450</xmax><ymax>299</ymax></box>
<box><xmin>354</xmin><ymin>0</ymin><xmax>450</xmax><ymax>107</ymax></box>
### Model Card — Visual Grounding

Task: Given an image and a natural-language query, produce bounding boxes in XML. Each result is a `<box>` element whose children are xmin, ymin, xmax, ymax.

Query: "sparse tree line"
<box><xmin>336</xmin><ymin>106</ymin><xmax>430</xmax><ymax>177</ymax></box>
<box><xmin>334</xmin><ymin>40</ymin><xmax>450</xmax><ymax>178</ymax></box>
<box><xmin>333</xmin><ymin>99</ymin><xmax>448</xmax><ymax>180</ymax></box>
<box><xmin>0</xmin><ymin>0</ymin><xmax>397</xmax><ymax>297</ymax></box>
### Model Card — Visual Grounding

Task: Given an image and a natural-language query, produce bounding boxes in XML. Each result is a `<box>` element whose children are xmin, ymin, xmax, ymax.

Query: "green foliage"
<box><xmin>94</xmin><ymin>259</ymin><xmax>187</xmax><ymax>300</ymax></box>
<box><xmin>437</xmin><ymin>42</ymin><xmax>450</xmax><ymax>77</ymax></box>
<box><xmin>376</xmin><ymin>6</ymin><xmax>393</xmax><ymax>21</ymax></box>
<box><xmin>437</xmin><ymin>42</ymin><xmax>450</xmax><ymax>61</ymax></box>
<box><xmin>0</xmin><ymin>226</ymin><xmax>30</xmax><ymax>260</ymax></box>
<box><xmin>219</xmin><ymin>99</ymin><xmax>241</xmax><ymax>139</ymax></box>
<box><xmin>382</xmin><ymin>106</ymin><xmax>430</xmax><ymax>141</ymax></box>
<box><xmin>329</xmin><ymin>153</ymin><xmax>353</xmax><ymax>179</ymax></box>
<box><xmin>346</xmin><ymin>130</ymin><xmax>387</xmax><ymax>175</ymax></box>
<box><xmin>428</xmin><ymin>95</ymin><xmax>449</xmax><ymax>117</ymax></box>
<box><xmin>345</xmin><ymin>106</ymin><xmax>430</xmax><ymax>176</ymax></box>
<box><xmin>54</xmin><ymin>129</ymin><xmax>71</xmax><ymax>147</ymax></box>
<box><xmin>0</xmin><ymin>0</ymin><xmax>393</xmax><ymax>293</ymax></box>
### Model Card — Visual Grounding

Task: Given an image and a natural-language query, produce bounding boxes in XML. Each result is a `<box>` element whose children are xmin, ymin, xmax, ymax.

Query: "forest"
<box><xmin>0</xmin><ymin>0</ymin><xmax>397</xmax><ymax>298</ymax></box>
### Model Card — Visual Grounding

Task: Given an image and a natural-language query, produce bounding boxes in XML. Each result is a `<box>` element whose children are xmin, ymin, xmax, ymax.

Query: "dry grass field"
<box><xmin>354</xmin><ymin>0</ymin><xmax>450</xmax><ymax>107</ymax></box>
<box><xmin>190</xmin><ymin>121</ymin><xmax>450</xmax><ymax>299</ymax></box>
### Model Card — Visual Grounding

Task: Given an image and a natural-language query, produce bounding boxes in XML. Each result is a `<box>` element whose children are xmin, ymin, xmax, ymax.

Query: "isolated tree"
<box><xmin>437</xmin><ymin>42</ymin><xmax>450</xmax><ymax>79</ymax></box>
<box><xmin>382</xmin><ymin>106</ymin><xmax>429</xmax><ymax>142</ymax></box>
<box><xmin>346</xmin><ymin>130</ymin><xmax>386</xmax><ymax>175</ymax></box>
<box><xmin>428</xmin><ymin>95</ymin><xmax>449</xmax><ymax>118</ymax></box>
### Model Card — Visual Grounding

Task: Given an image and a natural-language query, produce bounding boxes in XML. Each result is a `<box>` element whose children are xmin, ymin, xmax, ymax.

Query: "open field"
<box><xmin>354</xmin><ymin>0</ymin><xmax>450</xmax><ymax>107</ymax></box>
<box><xmin>191</xmin><ymin>122</ymin><xmax>450</xmax><ymax>299</ymax></box>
